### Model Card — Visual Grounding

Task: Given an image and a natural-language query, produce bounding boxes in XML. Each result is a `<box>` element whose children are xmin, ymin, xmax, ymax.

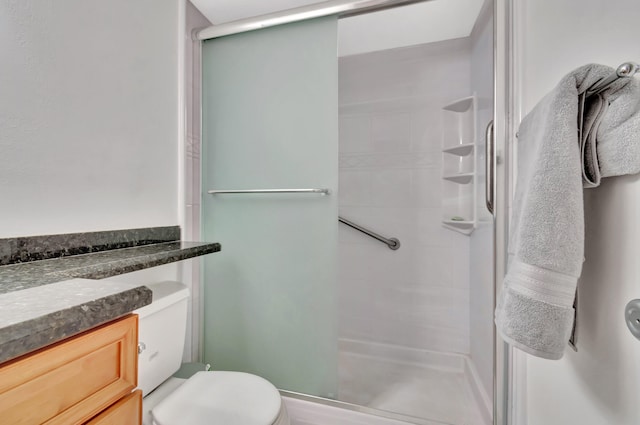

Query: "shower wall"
<box><xmin>338</xmin><ymin>38</ymin><xmax>472</xmax><ymax>363</ymax></box>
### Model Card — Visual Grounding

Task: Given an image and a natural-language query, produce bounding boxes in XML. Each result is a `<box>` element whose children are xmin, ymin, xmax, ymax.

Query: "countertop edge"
<box><xmin>0</xmin><ymin>241</ymin><xmax>221</xmax><ymax>364</ymax></box>
<box><xmin>49</xmin><ymin>242</ymin><xmax>222</xmax><ymax>281</ymax></box>
<box><xmin>0</xmin><ymin>286</ymin><xmax>152</xmax><ymax>364</ymax></box>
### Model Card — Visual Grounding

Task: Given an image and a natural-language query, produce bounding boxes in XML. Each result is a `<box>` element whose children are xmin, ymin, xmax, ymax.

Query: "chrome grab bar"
<box><xmin>338</xmin><ymin>216</ymin><xmax>400</xmax><ymax>250</ymax></box>
<box><xmin>208</xmin><ymin>188</ymin><xmax>330</xmax><ymax>195</ymax></box>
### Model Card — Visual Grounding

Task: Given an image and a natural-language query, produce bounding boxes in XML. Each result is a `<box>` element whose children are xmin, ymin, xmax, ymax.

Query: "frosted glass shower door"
<box><xmin>201</xmin><ymin>17</ymin><xmax>338</xmax><ymax>398</ymax></box>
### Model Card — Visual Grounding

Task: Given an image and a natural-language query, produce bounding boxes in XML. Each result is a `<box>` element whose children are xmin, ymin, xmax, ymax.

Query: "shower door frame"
<box><xmin>182</xmin><ymin>1</ymin><xmax>515</xmax><ymax>424</ymax></box>
<box><xmin>493</xmin><ymin>0</ymin><xmax>516</xmax><ymax>424</ymax></box>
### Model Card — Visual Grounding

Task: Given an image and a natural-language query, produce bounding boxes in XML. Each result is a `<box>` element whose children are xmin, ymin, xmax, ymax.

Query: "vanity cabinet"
<box><xmin>85</xmin><ymin>390</ymin><xmax>142</xmax><ymax>425</ymax></box>
<box><xmin>0</xmin><ymin>315</ymin><xmax>140</xmax><ymax>424</ymax></box>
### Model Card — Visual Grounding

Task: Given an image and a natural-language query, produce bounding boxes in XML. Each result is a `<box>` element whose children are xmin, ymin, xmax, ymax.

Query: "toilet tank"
<box><xmin>134</xmin><ymin>281</ymin><xmax>190</xmax><ymax>396</ymax></box>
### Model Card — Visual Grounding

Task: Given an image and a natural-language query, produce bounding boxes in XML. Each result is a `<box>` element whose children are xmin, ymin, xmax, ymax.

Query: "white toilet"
<box><xmin>134</xmin><ymin>281</ymin><xmax>290</xmax><ymax>425</ymax></box>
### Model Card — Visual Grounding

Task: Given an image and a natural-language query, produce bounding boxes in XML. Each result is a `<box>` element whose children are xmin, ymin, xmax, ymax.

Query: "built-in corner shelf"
<box><xmin>442</xmin><ymin>143</ymin><xmax>474</xmax><ymax>156</ymax></box>
<box><xmin>442</xmin><ymin>220</ymin><xmax>475</xmax><ymax>233</ymax></box>
<box><xmin>443</xmin><ymin>172</ymin><xmax>474</xmax><ymax>184</ymax></box>
<box><xmin>441</xmin><ymin>95</ymin><xmax>478</xmax><ymax>235</ymax></box>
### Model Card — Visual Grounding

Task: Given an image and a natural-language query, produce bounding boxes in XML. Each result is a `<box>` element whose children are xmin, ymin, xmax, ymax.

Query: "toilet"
<box><xmin>134</xmin><ymin>281</ymin><xmax>290</xmax><ymax>425</ymax></box>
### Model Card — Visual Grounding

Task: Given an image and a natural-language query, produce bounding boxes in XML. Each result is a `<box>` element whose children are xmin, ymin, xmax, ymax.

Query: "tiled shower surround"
<box><xmin>339</xmin><ymin>37</ymin><xmax>471</xmax><ymax>358</ymax></box>
<box><xmin>338</xmin><ymin>35</ymin><xmax>489</xmax><ymax>425</ymax></box>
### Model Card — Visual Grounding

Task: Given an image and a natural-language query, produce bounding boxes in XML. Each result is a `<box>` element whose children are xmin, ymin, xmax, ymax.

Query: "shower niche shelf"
<box><xmin>442</xmin><ymin>143</ymin><xmax>474</xmax><ymax>156</ymax></box>
<box><xmin>442</xmin><ymin>219</ymin><xmax>475</xmax><ymax>231</ymax></box>
<box><xmin>441</xmin><ymin>95</ymin><xmax>477</xmax><ymax>235</ymax></box>
<box><xmin>442</xmin><ymin>172</ymin><xmax>474</xmax><ymax>184</ymax></box>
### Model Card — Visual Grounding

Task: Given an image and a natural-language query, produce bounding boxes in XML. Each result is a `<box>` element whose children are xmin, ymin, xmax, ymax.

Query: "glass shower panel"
<box><xmin>201</xmin><ymin>17</ymin><xmax>339</xmax><ymax>398</ymax></box>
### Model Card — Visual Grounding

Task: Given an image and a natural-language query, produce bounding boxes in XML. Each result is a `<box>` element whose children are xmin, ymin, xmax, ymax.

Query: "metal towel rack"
<box><xmin>338</xmin><ymin>216</ymin><xmax>400</xmax><ymax>250</ymax></box>
<box><xmin>208</xmin><ymin>188</ymin><xmax>330</xmax><ymax>195</ymax></box>
<box><xmin>586</xmin><ymin>62</ymin><xmax>639</xmax><ymax>96</ymax></box>
<box><xmin>207</xmin><ymin>189</ymin><xmax>399</xmax><ymax>250</ymax></box>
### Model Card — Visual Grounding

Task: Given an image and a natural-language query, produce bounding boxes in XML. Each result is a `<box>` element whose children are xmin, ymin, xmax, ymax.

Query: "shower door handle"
<box><xmin>485</xmin><ymin>120</ymin><xmax>495</xmax><ymax>215</ymax></box>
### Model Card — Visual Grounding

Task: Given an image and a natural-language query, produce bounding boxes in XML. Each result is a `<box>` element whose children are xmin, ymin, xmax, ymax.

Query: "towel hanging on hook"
<box><xmin>569</xmin><ymin>61</ymin><xmax>640</xmax><ymax>351</ymax></box>
<box><xmin>495</xmin><ymin>62</ymin><xmax>640</xmax><ymax>360</ymax></box>
<box><xmin>585</xmin><ymin>62</ymin><xmax>639</xmax><ymax>97</ymax></box>
<box><xmin>580</xmin><ymin>62</ymin><xmax>640</xmax><ymax>188</ymax></box>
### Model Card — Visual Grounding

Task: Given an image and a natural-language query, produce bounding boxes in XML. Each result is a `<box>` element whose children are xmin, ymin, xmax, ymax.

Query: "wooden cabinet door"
<box><xmin>0</xmin><ymin>315</ymin><xmax>138</xmax><ymax>425</ymax></box>
<box><xmin>85</xmin><ymin>390</ymin><xmax>142</xmax><ymax>425</ymax></box>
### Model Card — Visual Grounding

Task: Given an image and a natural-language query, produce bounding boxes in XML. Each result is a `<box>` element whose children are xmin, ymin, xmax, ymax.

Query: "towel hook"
<box><xmin>617</xmin><ymin>62</ymin><xmax>640</xmax><ymax>78</ymax></box>
<box><xmin>625</xmin><ymin>299</ymin><xmax>640</xmax><ymax>341</ymax></box>
<box><xmin>587</xmin><ymin>61</ymin><xmax>639</xmax><ymax>96</ymax></box>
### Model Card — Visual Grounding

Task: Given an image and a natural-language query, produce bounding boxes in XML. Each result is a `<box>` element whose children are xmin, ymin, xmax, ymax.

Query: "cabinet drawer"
<box><xmin>0</xmin><ymin>315</ymin><xmax>138</xmax><ymax>425</ymax></box>
<box><xmin>85</xmin><ymin>390</ymin><xmax>142</xmax><ymax>425</ymax></box>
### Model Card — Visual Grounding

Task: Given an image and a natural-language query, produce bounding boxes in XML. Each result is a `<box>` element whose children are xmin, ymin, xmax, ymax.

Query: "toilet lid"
<box><xmin>151</xmin><ymin>371</ymin><xmax>282</xmax><ymax>425</ymax></box>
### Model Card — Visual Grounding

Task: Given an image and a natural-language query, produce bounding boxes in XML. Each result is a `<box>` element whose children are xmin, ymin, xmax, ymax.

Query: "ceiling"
<box><xmin>190</xmin><ymin>0</ymin><xmax>485</xmax><ymax>56</ymax></box>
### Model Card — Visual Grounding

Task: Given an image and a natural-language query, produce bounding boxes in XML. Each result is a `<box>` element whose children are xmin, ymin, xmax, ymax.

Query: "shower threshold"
<box><xmin>281</xmin><ymin>390</ymin><xmax>444</xmax><ymax>425</ymax></box>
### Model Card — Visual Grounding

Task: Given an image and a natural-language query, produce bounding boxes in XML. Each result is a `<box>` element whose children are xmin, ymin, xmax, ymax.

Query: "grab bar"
<box><xmin>338</xmin><ymin>216</ymin><xmax>400</xmax><ymax>250</ymax></box>
<box><xmin>208</xmin><ymin>188</ymin><xmax>330</xmax><ymax>195</ymax></box>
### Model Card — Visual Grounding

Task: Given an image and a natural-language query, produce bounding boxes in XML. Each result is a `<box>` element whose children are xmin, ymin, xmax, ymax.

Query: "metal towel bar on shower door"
<box><xmin>207</xmin><ymin>188</ymin><xmax>400</xmax><ymax>250</ymax></box>
<box><xmin>208</xmin><ymin>188</ymin><xmax>330</xmax><ymax>194</ymax></box>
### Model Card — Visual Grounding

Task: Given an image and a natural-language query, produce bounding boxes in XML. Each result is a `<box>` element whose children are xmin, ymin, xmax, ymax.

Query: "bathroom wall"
<box><xmin>468</xmin><ymin>0</ymin><xmax>494</xmax><ymax>402</ymax></box>
<box><xmin>514</xmin><ymin>0</ymin><xmax>640</xmax><ymax>423</ymax></box>
<box><xmin>182</xmin><ymin>0</ymin><xmax>211</xmax><ymax>363</ymax></box>
<box><xmin>338</xmin><ymin>38</ymin><xmax>472</xmax><ymax>360</ymax></box>
<box><xmin>184</xmin><ymin>1</ymin><xmax>210</xmax><ymax>245</ymax></box>
<box><xmin>0</xmin><ymin>0</ymin><xmax>181</xmax><ymax>237</ymax></box>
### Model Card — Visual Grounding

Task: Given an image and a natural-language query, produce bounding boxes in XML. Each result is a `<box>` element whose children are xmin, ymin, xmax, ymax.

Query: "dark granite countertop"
<box><xmin>0</xmin><ymin>241</ymin><xmax>220</xmax><ymax>294</ymax></box>
<box><xmin>0</xmin><ymin>227</ymin><xmax>221</xmax><ymax>364</ymax></box>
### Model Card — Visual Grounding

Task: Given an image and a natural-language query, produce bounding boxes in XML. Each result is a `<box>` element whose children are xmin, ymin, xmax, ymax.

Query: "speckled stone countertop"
<box><xmin>0</xmin><ymin>279</ymin><xmax>152</xmax><ymax>363</ymax></box>
<box><xmin>0</xmin><ymin>241</ymin><xmax>220</xmax><ymax>294</ymax></box>
<box><xmin>0</xmin><ymin>227</ymin><xmax>221</xmax><ymax>363</ymax></box>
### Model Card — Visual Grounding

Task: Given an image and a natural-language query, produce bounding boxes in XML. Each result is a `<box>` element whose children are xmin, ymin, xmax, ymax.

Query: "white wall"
<box><xmin>515</xmin><ymin>0</ymin><xmax>640</xmax><ymax>424</ymax></box>
<box><xmin>182</xmin><ymin>0</ymin><xmax>211</xmax><ymax>362</ymax></box>
<box><xmin>469</xmin><ymin>0</ymin><xmax>495</xmax><ymax>402</ymax></box>
<box><xmin>338</xmin><ymin>38</ymin><xmax>472</xmax><ymax>356</ymax></box>
<box><xmin>337</xmin><ymin>0</ymin><xmax>484</xmax><ymax>56</ymax></box>
<box><xmin>0</xmin><ymin>0</ymin><xmax>181</xmax><ymax>237</ymax></box>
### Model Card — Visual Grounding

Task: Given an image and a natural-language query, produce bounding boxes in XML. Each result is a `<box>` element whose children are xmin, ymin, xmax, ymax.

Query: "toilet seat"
<box><xmin>151</xmin><ymin>371</ymin><xmax>286</xmax><ymax>425</ymax></box>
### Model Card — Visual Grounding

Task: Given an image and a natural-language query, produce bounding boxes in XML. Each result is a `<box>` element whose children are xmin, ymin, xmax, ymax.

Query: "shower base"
<box><xmin>337</xmin><ymin>339</ymin><xmax>490</xmax><ymax>425</ymax></box>
<box><xmin>284</xmin><ymin>396</ymin><xmax>421</xmax><ymax>425</ymax></box>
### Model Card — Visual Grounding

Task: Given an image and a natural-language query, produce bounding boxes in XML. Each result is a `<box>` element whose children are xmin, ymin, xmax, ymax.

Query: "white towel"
<box><xmin>495</xmin><ymin>64</ymin><xmax>640</xmax><ymax>360</ymax></box>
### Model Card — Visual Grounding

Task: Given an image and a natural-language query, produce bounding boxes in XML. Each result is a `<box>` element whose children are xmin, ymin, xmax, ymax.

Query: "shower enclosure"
<box><xmin>194</xmin><ymin>1</ymin><xmax>498</xmax><ymax>424</ymax></box>
<box><xmin>201</xmin><ymin>16</ymin><xmax>340</xmax><ymax>398</ymax></box>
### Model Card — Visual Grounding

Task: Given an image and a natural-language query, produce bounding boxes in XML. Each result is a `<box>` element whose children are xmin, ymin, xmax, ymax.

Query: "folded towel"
<box><xmin>582</xmin><ymin>69</ymin><xmax>640</xmax><ymax>186</ymax></box>
<box><xmin>495</xmin><ymin>64</ymin><xmax>640</xmax><ymax>360</ymax></box>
